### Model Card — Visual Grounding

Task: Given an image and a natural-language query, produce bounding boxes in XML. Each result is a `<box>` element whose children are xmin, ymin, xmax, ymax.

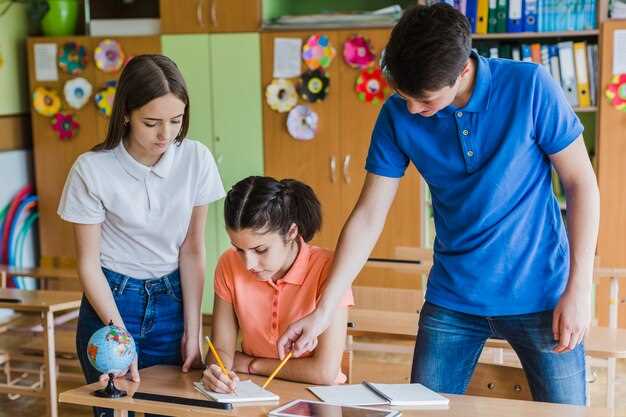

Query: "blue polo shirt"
<box><xmin>366</xmin><ymin>51</ymin><xmax>584</xmax><ymax>316</ymax></box>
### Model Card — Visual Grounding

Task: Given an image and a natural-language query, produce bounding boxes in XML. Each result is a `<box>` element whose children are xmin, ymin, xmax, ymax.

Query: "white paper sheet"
<box><xmin>34</xmin><ymin>43</ymin><xmax>58</xmax><ymax>81</ymax></box>
<box><xmin>193</xmin><ymin>380</ymin><xmax>279</xmax><ymax>404</ymax></box>
<box><xmin>273</xmin><ymin>38</ymin><xmax>302</xmax><ymax>78</ymax></box>
<box><xmin>613</xmin><ymin>30</ymin><xmax>626</xmax><ymax>74</ymax></box>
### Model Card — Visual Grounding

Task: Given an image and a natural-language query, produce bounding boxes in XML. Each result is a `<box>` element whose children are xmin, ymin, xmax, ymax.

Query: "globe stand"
<box><xmin>93</xmin><ymin>373</ymin><xmax>127</xmax><ymax>398</ymax></box>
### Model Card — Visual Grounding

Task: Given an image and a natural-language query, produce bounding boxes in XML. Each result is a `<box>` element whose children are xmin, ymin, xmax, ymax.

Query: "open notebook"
<box><xmin>193</xmin><ymin>380</ymin><xmax>279</xmax><ymax>404</ymax></box>
<box><xmin>308</xmin><ymin>382</ymin><xmax>449</xmax><ymax>406</ymax></box>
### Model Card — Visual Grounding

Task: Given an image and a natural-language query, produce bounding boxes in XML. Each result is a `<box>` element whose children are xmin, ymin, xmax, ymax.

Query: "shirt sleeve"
<box><xmin>194</xmin><ymin>143</ymin><xmax>226</xmax><ymax>206</ymax></box>
<box><xmin>214</xmin><ymin>254</ymin><xmax>235</xmax><ymax>304</ymax></box>
<box><xmin>531</xmin><ymin>65</ymin><xmax>584</xmax><ymax>155</ymax></box>
<box><xmin>57</xmin><ymin>158</ymin><xmax>105</xmax><ymax>224</ymax></box>
<box><xmin>364</xmin><ymin>101</ymin><xmax>410</xmax><ymax>178</ymax></box>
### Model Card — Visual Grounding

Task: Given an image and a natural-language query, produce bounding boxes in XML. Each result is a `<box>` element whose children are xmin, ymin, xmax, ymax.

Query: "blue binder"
<box><xmin>466</xmin><ymin>0</ymin><xmax>478</xmax><ymax>32</ymax></box>
<box><xmin>521</xmin><ymin>44</ymin><xmax>533</xmax><ymax>62</ymax></box>
<box><xmin>523</xmin><ymin>0</ymin><xmax>538</xmax><ymax>31</ymax></box>
<box><xmin>507</xmin><ymin>0</ymin><xmax>524</xmax><ymax>31</ymax></box>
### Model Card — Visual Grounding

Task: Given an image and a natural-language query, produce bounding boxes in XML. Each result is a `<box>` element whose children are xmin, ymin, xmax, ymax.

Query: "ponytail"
<box><xmin>224</xmin><ymin>176</ymin><xmax>322</xmax><ymax>242</ymax></box>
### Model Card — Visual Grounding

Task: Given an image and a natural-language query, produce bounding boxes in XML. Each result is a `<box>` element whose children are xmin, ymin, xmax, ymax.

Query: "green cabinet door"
<box><xmin>210</xmin><ymin>34</ymin><xmax>264</xmax><ymax>255</ymax></box>
<box><xmin>161</xmin><ymin>35</ymin><xmax>220</xmax><ymax>313</ymax></box>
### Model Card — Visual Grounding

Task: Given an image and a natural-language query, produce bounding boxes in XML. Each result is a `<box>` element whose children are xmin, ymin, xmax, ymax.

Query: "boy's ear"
<box><xmin>287</xmin><ymin>223</ymin><xmax>299</xmax><ymax>241</ymax></box>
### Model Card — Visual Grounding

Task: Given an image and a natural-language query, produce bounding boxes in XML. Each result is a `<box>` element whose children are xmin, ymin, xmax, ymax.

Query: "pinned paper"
<box><xmin>58</xmin><ymin>42</ymin><xmax>87</xmax><ymax>75</ymax></box>
<box><xmin>355</xmin><ymin>67</ymin><xmax>390</xmax><ymax>104</ymax></box>
<box><xmin>95</xmin><ymin>80</ymin><xmax>117</xmax><ymax>117</ymax></box>
<box><xmin>287</xmin><ymin>105</ymin><xmax>318</xmax><ymax>141</ymax></box>
<box><xmin>613</xmin><ymin>30</ymin><xmax>626</xmax><ymax>75</ymax></box>
<box><xmin>51</xmin><ymin>113</ymin><xmax>79</xmax><ymax>141</ymax></box>
<box><xmin>343</xmin><ymin>35</ymin><xmax>376</xmax><ymax>69</ymax></box>
<box><xmin>95</xmin><ymin>39</ymin><xmax>125</xmax><ymax>73</ymax></box>
<box><xmin>32</xmin><ymin>86</ymin><xmax>62</xmax><ymax>116</ymax></box>
<box><xmin>299</xmin><ymin>69</ymin><xmax>330</xmax><ymax>102</ymax></box>
<box><xmin>273</xmin><ymin>38</ymin><xmax>302</xmax><ymax>78</ymax></box>
<box><xmin>34</xmin><ymin>43</ymin><xmax>58</xmax><ymax>81</ymax></box>
<box><xmin>606</xmin><ymin>73</ymin><xmax>626</xmax><ymax>112</ymax></box>
<box><xmin>64</xmin><ymin>77</ymin><xmax>92</xmax><ymax>110</ymax></box>
<box><xmin>266</xmin><ymin>79</ymin><xmax>298</xmax><ymax>113</ymax></box>
<box><xmin>302</xmin><ymin>34</ymin><xmax>336</xmax><ymax>70</ymax></box>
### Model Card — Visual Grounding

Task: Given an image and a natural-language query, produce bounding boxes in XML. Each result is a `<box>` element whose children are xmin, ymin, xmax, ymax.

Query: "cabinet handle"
<box><xmin>343</xmin><ymin>154</ymin><xmax>352</xmax><ymax>184</ymax></box>
<box><xmin>196</xmin><ymin>0</ymin><xmax>206</xmax><ymax>28</ymax></box>
<box><xmin>210</xmin><ymin>0</ymin><xmax>218</xmax><ymax>27</ymax></box>
<box><xmin>330</xmin><ymin>156</ymin><xmax>337</xmax><ymax>183</ymax></box>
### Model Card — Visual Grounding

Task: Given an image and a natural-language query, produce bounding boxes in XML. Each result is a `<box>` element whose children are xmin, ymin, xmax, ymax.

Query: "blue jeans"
<box><xmin>76</xmin><ymin>268</ymin><xmax>184</xmax><ymax>417</ymax></box>
<box><xmin>411</xmin><ymin>302</ymin><xmax>586</xmax><ymax>405</ymax></box>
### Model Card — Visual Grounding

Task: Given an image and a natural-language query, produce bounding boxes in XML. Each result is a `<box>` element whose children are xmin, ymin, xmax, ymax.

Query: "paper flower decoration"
<box><xmin>94</xmin><ymin>81</ymin><xmax>117</xmax><ymax>117</ymax></box>
<box><xmin>265</xmin><ymin>79</ymin><xmax>298</xmax><ymax>113</ymax></box>
<box><xmin>355</xmin><ymin>67</ymin><xmax>390</xmax><ymax>104</ymax></box>
<box><xmin>299</xmin><ymin>69</ymin><xmax>330</xmax><ymax>102</ymax></box>
<box><xmin>58</xmin><ymin>42</ymin><xmax>87</xmax><ymax>75</ymax></box>
<box><xmin>64</xmin><ymin>77</ymin><xmax>93</xmax><ymax>110</ymax></box>
<box><xmin>32</xmin><ymin>86</ymin><xmax>62</xmax><ymax>117</ymax></box>
<box><xmin>287</xmin><ymin>105</ymin><xmax>318</xmax><ymax>141</ymax></box>
<box><xmin>302</xmin><ymin>34</ymin><xmax>336</xmax><ymax>70</ymax></box>
<box><xmin>606</xmin><ymin>73</ymin><xmax>626</xmax><ymax>112</ymax></box>
<box><xmin>94</xmin><ymin>39</ymin><xmax>125</xmax><ymax>73</ymax></box>
<box><xmin>343</xmin><ymin>35</ymin><xmax>376</xmax><ymax>69</ymax></box>
<box><xmin>51</xmin><ymin>113</ymin><xmax>79</xmax><ymax>141</ymax></box>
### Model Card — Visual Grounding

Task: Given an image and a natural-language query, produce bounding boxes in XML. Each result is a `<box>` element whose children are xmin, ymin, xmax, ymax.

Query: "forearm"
<box><xmin>179</xmin><ymin>252</ymin><xmax>206</xmax><ymax>335</ymax></box>
<box><xmin>564</xmin><ymin>178</ymin><xmax>600</xmax><ymax>292</ymax></box>
<box><xmin>249</xmin><ymin>354</ymin><xmax>338</xmax><ymax>385</ymax></box>
<box><xmin>78</xmin><ymin>262</ymin><xmax>124</xmax><ymax>328</ymax></box>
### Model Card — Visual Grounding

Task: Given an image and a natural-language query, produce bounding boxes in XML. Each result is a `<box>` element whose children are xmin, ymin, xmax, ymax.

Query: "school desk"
<box><xmin>0</xmin><ymin>264</ymin><xmax>79</xmax><ymax>289</ymax></box>
<box><xmin>0</xmin><ymin>288</ymin><xmax>82</xmax><ymax>417</ymax></box>
<box><xmin>59</xmin><ymin>364</ymin><xmax>616</xmax><ymax>417</ymax></box>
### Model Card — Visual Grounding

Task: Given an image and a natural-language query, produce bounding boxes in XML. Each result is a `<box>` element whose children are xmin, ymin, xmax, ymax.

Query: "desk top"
<box><xmin>0</xmin><ymin>288</ymin><xmax>82</xmax><ymax>312</ymax></box>
<box><xmin>59</xmin><ymin>365</ymin><xmax>614</xmax><ymax>417</ymax></box>
<box><xmin>0</xmin><ymin>264</ymin><xmax>79</xmax><ymax>280</ymax></box>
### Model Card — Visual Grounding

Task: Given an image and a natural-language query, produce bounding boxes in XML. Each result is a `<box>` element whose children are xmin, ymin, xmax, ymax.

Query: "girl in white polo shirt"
<box><xmin>58</xmin><ymin>55</ymin><xmax>224</xmax><ymax>416</ymax></box>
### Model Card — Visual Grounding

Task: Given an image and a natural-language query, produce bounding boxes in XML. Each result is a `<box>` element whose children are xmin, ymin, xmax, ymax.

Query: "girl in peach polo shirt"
<box><xmin>202</xmin><ymin>176</ymin><xmax>353</xmax><ymax>393</ymax></box>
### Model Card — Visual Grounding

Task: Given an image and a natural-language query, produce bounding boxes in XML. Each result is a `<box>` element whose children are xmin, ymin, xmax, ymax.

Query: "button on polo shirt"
<box><xmin>214</xmin><ymin>241</ymin><xmax>354</xmax><ymax>368</ymax></box>
<box><xmin>58</xmin><ymin>139</ymin><xmax>225</xmax><ymax>278</ymax></box>
<box><xmin>365</xmin><ymin>51</ymin><xmax>583</xmax><ymax>316</ymax></box>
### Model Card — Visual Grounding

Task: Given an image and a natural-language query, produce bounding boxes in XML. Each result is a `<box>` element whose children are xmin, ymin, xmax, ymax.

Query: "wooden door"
<box><xmin>337</xmin><ymin>29</ymin><xmax>422</xmax><ymax>261</ymax></box>
<box><xmin>159</xmin><ymin>0</ymin><xmax>211</xmax><ymax>34</ymax></box>
<box><xmin>261</xmin><ymin>31</ymin><xmax>342</xmax><ymax>250</ymax></box>
<box><xmin>210</xmin><ymin>0</ymin><xmax>261</xmax><ymax>33</ymax></box>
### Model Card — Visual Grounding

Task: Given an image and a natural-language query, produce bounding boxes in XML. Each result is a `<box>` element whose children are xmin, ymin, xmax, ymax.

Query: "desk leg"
<box><xmin>0</xmin><ymin>270</ymin><xmax>6</xmax><ymax>288</ymax></box>
<box><xmin>607</xmin><ymin>357</ymin><xmax>616</xmax><ymax>408</ymax></box>
<box><xmin>42</xmin><ymin>310</ymin><xmax>58</xmax><ymax>417</ymax></box>
<box><xmin>113</xmin><ymin>409</ymin><xmax>128</xmax><ymax>417</ymax></box>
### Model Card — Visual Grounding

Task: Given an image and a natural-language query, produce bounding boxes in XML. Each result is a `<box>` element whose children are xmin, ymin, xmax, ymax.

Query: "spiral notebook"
<box><xmin>308</xmin><ymin>381</ymin><xmax>449</xmax><ymax>407</ymax></box>
<box><xmin>193</xmin><ymin>380</ymin><xmax>279</xmax><ymax>404</ymax></box>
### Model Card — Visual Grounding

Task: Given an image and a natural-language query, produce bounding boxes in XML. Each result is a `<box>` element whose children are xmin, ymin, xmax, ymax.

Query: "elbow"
<box><xmin>311</xmin><ymin>365</ymin><xmax>340</xmax><ymax>386</ymax></box>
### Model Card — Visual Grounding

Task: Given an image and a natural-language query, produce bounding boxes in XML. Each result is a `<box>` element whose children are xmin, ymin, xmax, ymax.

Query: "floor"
<box><xmin>0</xmin><ymin>336</ymin><xmax>624</xmax><ymax>417</ymax></box>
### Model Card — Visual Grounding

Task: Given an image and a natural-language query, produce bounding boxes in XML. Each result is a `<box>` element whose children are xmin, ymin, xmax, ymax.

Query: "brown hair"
<box><xmin>224</xmin><ymin>176</ymin><xmax>322</xmax><ymax>242</ymax></box>
<box><xmin>92</xmin><ymin>54</ymin><xmax>190</xmax><ymax>151</ymax></box>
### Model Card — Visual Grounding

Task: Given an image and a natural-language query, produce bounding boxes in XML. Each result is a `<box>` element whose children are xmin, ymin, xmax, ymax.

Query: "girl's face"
<box><xmin>227</xmin><ymin>225</ymin><xmax>299</xmax><ymax>282</ymax></box>
<box><xmin>126</xmin><ymin>93</ymin><xmax>186</xmax><ymax>164</ymax></box>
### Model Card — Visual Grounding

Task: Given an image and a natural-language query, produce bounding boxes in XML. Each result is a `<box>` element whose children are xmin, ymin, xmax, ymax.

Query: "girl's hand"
<box><xmin>233</xmin><ymin>351</ymin><xmax>254</xmax><ymax>374</ymax></box>
<box><xmin>181</xmin><ymin>331</ymin><xmax>204</xmax><ymax>372</ymax></box>
<box><xmin>202</xmin><ymin>364</ymin><xmax>239</xmax><ymax>393</ymax></box>
<box><xmin>99</xmin><ymin>357</ymin><xmax>140</xmax><ymax>384</ymax></box>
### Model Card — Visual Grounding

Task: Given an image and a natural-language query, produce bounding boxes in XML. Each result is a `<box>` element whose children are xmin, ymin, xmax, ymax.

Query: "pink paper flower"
<box><xmin>52</xmin><ymin>113</ymin><xmax>79</xmax><ymax>141</ymax></box>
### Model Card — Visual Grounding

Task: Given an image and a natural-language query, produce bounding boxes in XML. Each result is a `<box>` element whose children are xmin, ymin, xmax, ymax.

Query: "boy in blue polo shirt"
<box><xmin>278</xmin><ymin>3</ymin><xmax>600</xmax><ymax>404</ymax></box>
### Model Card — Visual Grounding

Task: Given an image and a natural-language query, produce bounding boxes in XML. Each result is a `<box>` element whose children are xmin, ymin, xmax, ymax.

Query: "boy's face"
<box><xmin>395</xmin><ymin>77</ymin><xmax>461</xmax><ymax>117</ymax></box>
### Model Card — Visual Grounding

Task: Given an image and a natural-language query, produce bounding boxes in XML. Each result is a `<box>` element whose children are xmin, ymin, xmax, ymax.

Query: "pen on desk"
<box><xmin>262</xmin><ymin>351</ymin><xmax>292</xmax><ymax>389</ymax></box>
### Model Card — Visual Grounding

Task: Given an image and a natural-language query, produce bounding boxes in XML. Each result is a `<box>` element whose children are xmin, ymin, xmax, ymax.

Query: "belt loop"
<box><xmin>118</xmin><ymin>276</ymin><xmax>130</xmax><ymax>295</ymax></box>
<box><xmin>163</xmin><ymin>275</ymin><xmax>174</xmax><ymax>293</ymax></box>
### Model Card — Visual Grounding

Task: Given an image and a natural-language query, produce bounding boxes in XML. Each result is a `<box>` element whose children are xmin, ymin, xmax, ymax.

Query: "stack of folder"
<box><xmin>431</xmin><ymin>0</ymin><xmax>597</xmax><ymax>33</ymax></box>
<box><xmin>474</xmin><ymin>41</ymin><xmax>598</xmax><ymax>108</ymax></box>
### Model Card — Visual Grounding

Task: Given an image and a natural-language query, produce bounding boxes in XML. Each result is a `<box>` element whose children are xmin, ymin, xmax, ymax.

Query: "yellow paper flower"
<box><xmin>33</xmin><ymin>86</ymin><xmax>62</xmax><ymax>117</ymax></box>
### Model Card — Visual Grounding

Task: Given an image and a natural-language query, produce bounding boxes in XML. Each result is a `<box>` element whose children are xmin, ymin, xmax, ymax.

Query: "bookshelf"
<box><xmin>472</xmin><ymin>29</ymin><xmax>599</xmax><ymax>40</ymax></box>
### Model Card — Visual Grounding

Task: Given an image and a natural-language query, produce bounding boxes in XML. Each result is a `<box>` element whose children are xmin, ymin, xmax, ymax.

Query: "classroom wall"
<box><xmin>0</xmin><ymin>3</ymin><xmax>29</xmax><ymax>115</ymax></box>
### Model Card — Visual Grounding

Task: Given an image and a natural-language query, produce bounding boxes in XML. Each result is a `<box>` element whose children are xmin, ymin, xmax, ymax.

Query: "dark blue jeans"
<box><xmin>76</xmin><ymin>268</ymin><xmax>184</xmax><ymax>417</ymax></box>
<box><xmin>411</xmin><ymin>302</ymin><xmax>586</xmax><ymax>405</ymax></box>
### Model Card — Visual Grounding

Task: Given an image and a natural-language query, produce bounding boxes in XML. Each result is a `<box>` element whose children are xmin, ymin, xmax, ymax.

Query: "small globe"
<box><xmin>87</xmin><ymin>323</ymin><xmax>136</xmax><ymax>375</ymax></box>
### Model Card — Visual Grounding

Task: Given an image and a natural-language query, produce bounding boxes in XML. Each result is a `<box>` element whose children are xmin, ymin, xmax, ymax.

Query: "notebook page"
<box><xmin>193</xmin><ymin>380</ymin><xmax>279</xmax><ymax>403</ymax></box>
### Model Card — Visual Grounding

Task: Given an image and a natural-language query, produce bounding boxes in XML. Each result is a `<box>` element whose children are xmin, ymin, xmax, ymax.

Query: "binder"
<box><xmin>476</xmin><ymin>0</ymin><xmax>489</xmax><ymax>33</ymax></box>
<box><xmin>540</xmin><ymin>44</ymin><xmax>551</xmax><ymax>73</ymax></box>
<box><xmin>507</xmin><ymin>0</ymin><xmax>524</xmax><ymax>31</ymax></box>
<box><xmin>587</xmin><ymin>43</ymin><xmax>598</xmax><ymax>106</ymax></box>
<box><xmin>573</xmin><ymin>41</ymin><xmax>591</xmax><ymax>108</ymax></box>
<box><xmin>499</xmin><ymin>43</ymin><xmax>513</xmax><ymax>59</ymax></box>
<box><xmin>557</xmin><ymin>41</ymin><xmax>579</xmax><ymax>107</ymax></box>
<box><xmin>521</xmin><ymin>44</ymin><xmax>533</xmax><ymax>62</ymax></box>
<box><xmin>496</xmin><ymin>0</ymin><xmax>508</xmax><ymax>32</ymax></box>
<box><xmin>538</xmin><ymin>0</ymin><xmax>544</xmax><ymax>31</ymax></box>
<box><xmin>488</xmin><ymin>0</ymin><xmax>498</xmax><ymax>32</ymax></box>
<box><xmin>530</xmin><ymin>43</ymin><xmax>542</xmax><ymax>64</ymax></box>
<box><xmin>548</xmin><ymin>44</ymin><xmax>561</xmax><ymax>85</ymax></box>
<box><xmin>512</xmin><ymin>46</ymin><xmax>522</xmax><ymax>60</ymax></box>
<box><xmin>466</xmin><ymin>0</ymin><xmax>478</xmax><ymax>32</ymax></box>
<box><xmin>489</xmin><ymin>46</ymin><xmax>499</xmax><ymax>58</ymax></box>
<box><xmin>523</xmin><ymin>0</ymin><xmax>539</xmax><ymax>31</ymax></box>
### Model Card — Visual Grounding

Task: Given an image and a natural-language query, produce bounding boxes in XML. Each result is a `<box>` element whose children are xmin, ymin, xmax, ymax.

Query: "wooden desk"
<box><xmin>0</xmin><ymin>288</ymin><xmax>82</xmax><ymax>417</ymax></box>
<box><xmin>0</xmin><ymin>265</ymin><xmax>79</xmax><ymax>289</ymax></box>
<box><xmin>59</xmin><ymin>365</ymin><xmax>615</xmax><ymax>417</ymax></box>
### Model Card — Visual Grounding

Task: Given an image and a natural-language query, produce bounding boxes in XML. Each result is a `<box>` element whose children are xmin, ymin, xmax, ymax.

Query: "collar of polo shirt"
<box><xmin>113</xmin><ymin>140</ymin><xmax>176</xmax><ymax>180</ymax></box>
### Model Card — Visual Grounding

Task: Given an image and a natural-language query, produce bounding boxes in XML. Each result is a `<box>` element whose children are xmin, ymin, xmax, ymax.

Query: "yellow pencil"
<box><xmin>262</xmin><ymin>352</ymin><xmax>292</xmax><ymax>389</ymax></box>
<box><xmin>205</xmin><ymin>336</ymin><xmax>230</xmax><ymax>380</ymax></box>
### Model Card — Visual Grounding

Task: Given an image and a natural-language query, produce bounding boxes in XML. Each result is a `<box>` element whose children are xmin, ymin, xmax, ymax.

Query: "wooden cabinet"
<box><xmin>25</xmin><ymin>36</ymin><xmax>161</xmax><ymax>273</ymax></box>
<box><xmin>261</xmin><ymin>29</ymin><xmax>422</xmax><ymax>265</ymax></box>
<box><xmin>159</xmin><ymin>0</ymin><xmax>261</xmax><ymax>34</ymax></box>
<box><xmin>162</xmin><ymin>33</ymin><xmax>263</xmax><ymax>313</ymax></box>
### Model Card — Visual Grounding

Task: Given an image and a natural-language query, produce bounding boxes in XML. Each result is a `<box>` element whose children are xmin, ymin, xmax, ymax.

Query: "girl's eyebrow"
<box><xmin>230</xmin><ymin>242</ymin><xmax>264</xmax><ymax>250</ymax></box>
<box><xmin>142</xmin><ymin>114</ymin><xmax>184</xmax><ymax>121</ymax></box>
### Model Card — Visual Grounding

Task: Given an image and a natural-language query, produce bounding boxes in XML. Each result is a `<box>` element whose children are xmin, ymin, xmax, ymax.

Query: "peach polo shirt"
<box><xmin>214</xmin><ymin>241</ymin><xmax>354</xmax><ymax>362</ymax></box>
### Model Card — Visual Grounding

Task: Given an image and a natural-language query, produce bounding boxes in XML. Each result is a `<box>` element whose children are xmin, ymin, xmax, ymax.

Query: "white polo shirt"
<box><xmin>58</xmin><ymin>139</ymin><xmax>225</xmax><ymax>279</ymax></box>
